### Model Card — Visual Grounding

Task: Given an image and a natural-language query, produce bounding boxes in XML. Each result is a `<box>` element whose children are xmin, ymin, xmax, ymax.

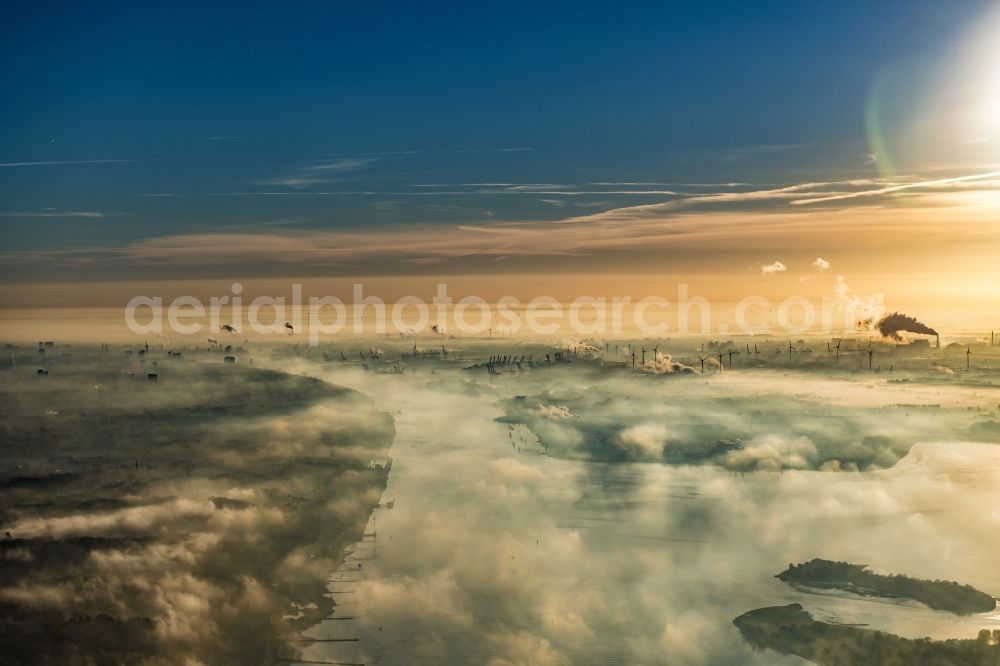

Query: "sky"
<box><xmin>2</xmin><ymin>1</ymin><xmax>1000</xmax><ymax>311</ymax></box>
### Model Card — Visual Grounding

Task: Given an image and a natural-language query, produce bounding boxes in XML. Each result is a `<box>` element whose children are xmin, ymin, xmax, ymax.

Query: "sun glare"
<box><xmin>953</xmin><ymin>6</ymin><xmax>1000</xmax><ymax>145</ymax></box>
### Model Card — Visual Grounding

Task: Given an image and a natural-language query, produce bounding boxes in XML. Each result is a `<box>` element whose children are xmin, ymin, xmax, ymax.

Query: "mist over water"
<box><xmin>284</xmin><ymin>360</ymin><xmax>1000</xmax><ymax>666</ymax></box>
<box><xmin>3</xmin><ymin>328</ymin><xmax>1000</xmax><ymax>664</ymax></box>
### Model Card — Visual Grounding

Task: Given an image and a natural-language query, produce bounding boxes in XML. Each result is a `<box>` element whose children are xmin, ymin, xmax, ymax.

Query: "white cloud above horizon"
<box><xmin>760</xmin><ymin>261</ymin><xmax>787</xmax><ymax>275</ymax></box>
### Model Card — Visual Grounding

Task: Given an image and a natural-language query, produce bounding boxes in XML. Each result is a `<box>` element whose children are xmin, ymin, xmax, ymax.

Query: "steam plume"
<box><xmin>643</xmin><ymin>351</ymin><xmax>696</xmax><ymax>375</ymax></box>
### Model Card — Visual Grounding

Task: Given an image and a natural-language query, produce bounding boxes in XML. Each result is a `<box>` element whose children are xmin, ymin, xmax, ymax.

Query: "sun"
<box><xmin>953</xmin><ymin>6</ymin><xmax>1000</xmax><ymax>144</ymax></box>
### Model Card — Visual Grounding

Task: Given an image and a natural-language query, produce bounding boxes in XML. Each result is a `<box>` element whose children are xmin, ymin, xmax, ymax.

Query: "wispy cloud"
<box><xmin>146</xmin><ymin>187</ymin><xmax>684</xmax><ymax>197</ymax></box>
<box><xmin>0</xmin><ymin>159</ymin><xmax>138</xmax><ymax>168</ymax></box>
<box><xmin>320</xmin><ymin>147</ymin><xmax>533</xmax><ymax>156</ymax></box>
<box><xmin>9</xmin><ymin>165</ymin><xmax>1000</xmax><ymax>274</ymax></box>
<box><xmin>450</xmin><ymin>147</ymin><xmax>534</xmax><ymax>154</ymax></box>
<box><xmin>790</xmin><ymin>170</ymin><xmax>1000</xmax><ymax>205</ymax></box>
<box><xmin>6</xmin><ymin>195</ymin><xmax>997</xmax><ymax>274</ymax></box>
<box><xmin>254</xmin><ymin>177</ymin><xmax>335</xmax><ymax>189</ymax></box>
<box><xmin>553</xmin><ymin>182</ymin><xmax>850</xmax><ymax>223</ymax></box>
<box><xmin>0</xmin><ymin>211</ymin><xmax>104</xmax><ymax>218</ymax></box>
<box><xmin>588</xmin><ymin>182</ymin><xmax>756</xmax><ymax>187</ymax></box>
<box><xmin>304</xmin><ymin>157</ymin><xmax>380</xmax><ymax>173</ymax></box>
<box><xmin>252</xmin><ymin>157</ymin><xmax>380</xmax><ymax>191</ymax></box>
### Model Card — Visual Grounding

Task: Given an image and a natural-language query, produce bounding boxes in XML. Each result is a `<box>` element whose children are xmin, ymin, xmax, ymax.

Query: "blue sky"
<box><xmin>2</xmin><ymin>1</ymin><xmax>999</xmax><ymax>284</ymax></box>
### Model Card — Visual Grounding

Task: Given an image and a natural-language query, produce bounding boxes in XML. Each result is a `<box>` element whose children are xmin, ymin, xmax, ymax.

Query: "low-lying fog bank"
<box><xmin>497</xmin><ymin>364</ymin><xmax>1000</xmax><ymax>472</ymax></box>
<box><xmin>4</xmin><ymin>334</ymin><xmax>1000</xmax><ymax>665</ymax></box>
<box><xmin>0</xmin><ymin>348</ymin><xmax>394</xmax><ymax>664</ymax></box>
<box><xmin>278</xmin><ymin>353</ymin><xmax>1000</xmax><ymax>666</ymax></box>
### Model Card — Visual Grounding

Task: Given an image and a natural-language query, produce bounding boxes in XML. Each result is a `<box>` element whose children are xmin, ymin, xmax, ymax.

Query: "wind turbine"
<box><xmin>835</xmin><ymin>340</ymin><xmax>841</xmax><ymax>364</ymax></box>
<box><xmin>716</xmin><ymin>352</ymin><xmax>724</xmax><ymax>372</ymax></box>
<box><xmin>641</xmin><ymin>347</ymin><xmax>647</xmax><ymax>366</ymax></box>
<box><xmin>788</xmin><ymin>340</ymin><xmax>796</xmax><ymax>367</ymax></box>
<box><xmin>698</xmin><ymin>356</ymin><xmax>708</xmax><ymax>374</ymax></box>
<box><xmin>967</xmin><ymin>345</ymin><xmax>972</xmax><ymax>371</ymax></box>
<box><xmin>631</xmin><ymin>350</ymin><xmax>638</xmax><ymax>368</ymax></box>
<box><xmin>866</xmin><ymin>344</ymin><xmax>875</xmax><ymax>371</ymax></box>
<box><xmin>728</xmin><ymin>349</ymin><xmax>739</xmax><ymax>367</ymax></box>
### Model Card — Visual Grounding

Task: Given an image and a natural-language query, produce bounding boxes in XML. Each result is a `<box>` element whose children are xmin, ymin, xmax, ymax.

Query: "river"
<box><xmin>292</xmin><ymin>364</ymin><xmax>1000</xmax><ymax>665</ymax></box>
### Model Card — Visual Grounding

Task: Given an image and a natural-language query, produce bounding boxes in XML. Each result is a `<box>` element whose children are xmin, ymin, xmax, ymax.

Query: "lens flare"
<box><xmin>865</xmin><ymin>5</ymin><xmax>1000</xmax><ymax>182</ymax></box>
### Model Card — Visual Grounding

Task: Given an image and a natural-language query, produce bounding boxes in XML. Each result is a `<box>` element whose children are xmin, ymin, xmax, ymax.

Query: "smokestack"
<box><xmin>877</xmin><ymin>312</ymin><xmax>939</xmax><ymax>345</ymax></box>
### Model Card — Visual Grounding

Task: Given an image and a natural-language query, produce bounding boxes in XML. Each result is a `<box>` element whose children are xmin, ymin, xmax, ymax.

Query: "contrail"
<box><xmin>790</xmin><ymin>169</ymin><xmax>1000</xmax><ymax>205</ymax></box>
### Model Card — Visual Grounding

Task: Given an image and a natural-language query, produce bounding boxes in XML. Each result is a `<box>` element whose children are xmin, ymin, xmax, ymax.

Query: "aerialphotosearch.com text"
<box><xmin>124</xmin><ymin>282</ymin><xmax>875</xmax><ymax>345</ymax></box>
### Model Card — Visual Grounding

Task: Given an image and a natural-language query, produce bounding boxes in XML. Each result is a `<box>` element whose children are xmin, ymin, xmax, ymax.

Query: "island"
<box><xmin>777</xmin><ymin>559</ymin><xmax>997</xmax><ymax>615</ymax></box>
<box><xmin>734</xmin><ymin>603</ymin><xmax>1000</xmax><ymax>666</ymax></box>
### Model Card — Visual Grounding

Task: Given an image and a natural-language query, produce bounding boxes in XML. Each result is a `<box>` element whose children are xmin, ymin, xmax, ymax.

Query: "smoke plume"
<box><xmin>877</xmin><ymin>312</ymin><xmax>938</xmax><ymax>341</ymax></box>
